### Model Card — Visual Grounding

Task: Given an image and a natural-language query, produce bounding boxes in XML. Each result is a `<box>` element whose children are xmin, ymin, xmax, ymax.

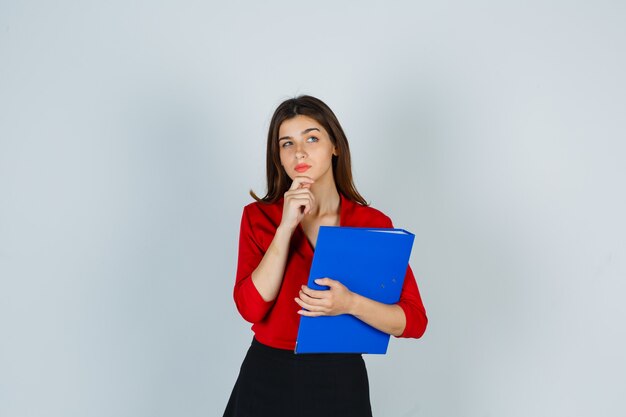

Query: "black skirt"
<box><xmin>223</xmin><ymin>338</ymin><xmax>373</xmax><ymax>417</ymax></box>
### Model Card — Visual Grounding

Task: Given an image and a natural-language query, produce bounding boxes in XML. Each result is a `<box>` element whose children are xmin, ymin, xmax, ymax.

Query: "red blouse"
<box><xmin>233</xmin><ymin>193</ymin><xmax>428</xmax><ymax>350</ymax></box>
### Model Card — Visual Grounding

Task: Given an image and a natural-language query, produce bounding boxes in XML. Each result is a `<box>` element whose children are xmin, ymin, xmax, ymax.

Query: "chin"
<box><xmin>289</xmin><ymin>169</ymin><xmax>317</xmax><ymax>180</ymax></box>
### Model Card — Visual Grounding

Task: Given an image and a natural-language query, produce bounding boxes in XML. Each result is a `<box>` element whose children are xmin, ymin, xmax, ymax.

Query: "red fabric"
<box><xmin>233</xmin><ymin>193</ymin><xmax>428</xmax><ymax>350</ymax></box>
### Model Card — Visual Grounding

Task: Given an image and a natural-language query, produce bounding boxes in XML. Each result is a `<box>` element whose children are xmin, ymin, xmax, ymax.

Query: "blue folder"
<box><xmin>295</xmin><ymin>226</ymin><xmax>415</xmax><ymax>354</ymax></box>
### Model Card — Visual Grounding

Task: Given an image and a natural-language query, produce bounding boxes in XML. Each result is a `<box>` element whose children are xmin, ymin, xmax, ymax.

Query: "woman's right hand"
<box><xmin>280</xmin><ymin>176</ymin><xmax>315</xmax><ymax>231</ymax></box>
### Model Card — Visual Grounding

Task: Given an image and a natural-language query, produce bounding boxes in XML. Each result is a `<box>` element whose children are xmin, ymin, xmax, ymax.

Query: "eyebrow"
<box><xmin>278</xmin><ymin>127</ymin><xmax>321</xmax><ymax>142</ymax></box>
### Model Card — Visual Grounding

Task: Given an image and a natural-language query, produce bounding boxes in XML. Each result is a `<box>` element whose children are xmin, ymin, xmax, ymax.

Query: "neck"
<box><xmin>307</xmin><ymin>179</ymin><xmax>341</xmax><ymax>218</ymax></box>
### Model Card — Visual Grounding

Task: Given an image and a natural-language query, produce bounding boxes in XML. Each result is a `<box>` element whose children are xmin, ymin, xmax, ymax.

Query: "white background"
<box><xmin>1</xmin><ymin>1</ymin><xmax>625</xmax><ymax>416</ymax></box>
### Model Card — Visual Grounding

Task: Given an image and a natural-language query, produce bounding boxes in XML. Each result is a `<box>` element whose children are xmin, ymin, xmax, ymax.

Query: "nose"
<box><xmin>295</xmin><ymin>145</ymin><xmax>307</xmax><ymax>160</ymax></box>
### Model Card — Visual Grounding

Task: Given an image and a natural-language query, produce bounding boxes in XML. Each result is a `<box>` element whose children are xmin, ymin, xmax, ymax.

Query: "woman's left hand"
<box><xmin>295</xmin><ymin>278</ymin><xmax>355</xmax><ymax>317</ymax></box>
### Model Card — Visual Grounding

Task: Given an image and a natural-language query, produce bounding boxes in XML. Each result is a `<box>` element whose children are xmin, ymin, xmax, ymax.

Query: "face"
<box><xmin>278</xmin><ymin>115</ymin><xmax>338</xmax><ymax>182</ymax></box>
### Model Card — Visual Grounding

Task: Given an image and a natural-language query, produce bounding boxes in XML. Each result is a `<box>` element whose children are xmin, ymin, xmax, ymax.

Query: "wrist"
<box><xmin>276</xmin><ymin>224</ymin><xmax>296</xmax><ymax>235</ymax></box>
<box><xmin>348</xmin><ymin>291</ymin><xmax>361</xmax><ymax>316</ymax></box>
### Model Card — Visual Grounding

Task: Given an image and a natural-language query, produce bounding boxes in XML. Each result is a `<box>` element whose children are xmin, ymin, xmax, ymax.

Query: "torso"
<box><xmin>238</xmin><ymin>193</ymin><xmax>404</xmax><ymax>351</ymax></box>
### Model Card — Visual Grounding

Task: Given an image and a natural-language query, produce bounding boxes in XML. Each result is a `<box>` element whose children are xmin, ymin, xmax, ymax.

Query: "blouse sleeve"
<box><xmin>233</xmin><ymin>205</ymin><xmax>275</xmax><ymax>323</ymax></box>
<box><xmin>383</xmin><ymin>215</ymin><xmax>428</xmax><ymax>339</ymax></box>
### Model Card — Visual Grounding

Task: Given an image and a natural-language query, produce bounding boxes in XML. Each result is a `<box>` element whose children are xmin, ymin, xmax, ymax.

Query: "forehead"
<box><xmin>278</xmin><ymin>115</ymin><xmax>326</xmax><ymax>137</ymax></box>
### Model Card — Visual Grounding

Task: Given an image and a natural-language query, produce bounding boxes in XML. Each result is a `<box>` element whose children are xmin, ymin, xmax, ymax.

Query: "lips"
<box><xmin>295</xmin><ymin>164</ymin><xmax>311</xmax><ymax>173</ymax></box>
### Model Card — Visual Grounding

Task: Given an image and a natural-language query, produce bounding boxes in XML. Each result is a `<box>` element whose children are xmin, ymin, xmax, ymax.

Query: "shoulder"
<box><xmin>239</xmin><ymin>199</ymin><xmax>283</xmax><ymax>249</ymax></box>
<box><xmin>242</xmin><ymin>198</ymin><xmax>283</xmax><ymax>225</ymax></box>
<box><xmin>345</xmin><ymin>199</ymin><xmax>393</xmax><ymax>228</ymax></box>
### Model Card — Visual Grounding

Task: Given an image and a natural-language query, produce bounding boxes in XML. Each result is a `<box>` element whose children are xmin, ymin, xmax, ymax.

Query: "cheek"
<box><xmin>278</xmin><ymin>149</ymin><xmax>290</xmax><ymax>166</ymax></box>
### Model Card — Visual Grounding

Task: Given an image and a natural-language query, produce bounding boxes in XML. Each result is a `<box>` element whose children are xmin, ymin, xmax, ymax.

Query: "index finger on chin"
<box><xmin>289</xmin><ymin>176</ymin><xmax>314</xmax><ymax>190</ymax></box>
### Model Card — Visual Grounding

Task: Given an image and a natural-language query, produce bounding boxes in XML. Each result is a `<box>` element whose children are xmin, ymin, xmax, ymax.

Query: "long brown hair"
<box><xmin>250</xmin><ymin>95</ymin><xmax>368</xmax><ymax>206</ymax></box>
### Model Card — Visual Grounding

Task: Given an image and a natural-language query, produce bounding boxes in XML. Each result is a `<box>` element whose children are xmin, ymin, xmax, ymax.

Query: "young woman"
<box><xmin>223</xmin><ymin>95</ymin><xmax>427</xmax><ymax>417</ymax></box>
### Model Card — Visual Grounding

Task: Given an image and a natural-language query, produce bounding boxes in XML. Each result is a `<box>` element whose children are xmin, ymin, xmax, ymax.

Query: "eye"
<box><xmin>281</xmin><ymin>141</ymin><xmax>293</xmax><ymax>148</ymax></box>
<box><xmin>307</xmin><ymin>136</ymin><xmax>319</xmax><ymax>143</ymax></box>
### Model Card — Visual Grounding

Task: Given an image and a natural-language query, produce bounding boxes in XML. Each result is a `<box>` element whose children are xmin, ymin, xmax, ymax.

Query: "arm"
<box><xmin>233</xmin><ymin>209</ymin><xmax>294</xmax><ymax>323</ymax></box>
<box><xmin>350</xmin><ymin>292</ymin><xmax>407</xmax><ymax>336</ymax></box>
<box><xmin>295</xmin><ymin>269</ymin><xmax>427</xmax><ymax>338</ymax></box>
<box><xmin>250</xmin><ymin>224</ymin><xmax>295</xmax><ymax>302</ymax></box>
<box><xmin>234</xmin><ymin>177</ymin><xmax>317</xmax><ymax>322</ymax></box>
<box><xmin>233</xmin><ymin>206</ymin><xmax>276</xmax><ymax>323</ymax></box>
<box><xmin>393</xmin><ymin>264</ymin><xmax>428</xmax><ymax>338</ymax></box>
<box><xmin>295</xmin><ymin>278</ymin><xmax>408</xmax><ymax>336</ymax></box>
<box><xmin>249</xmin><ymin>176</ymin><xmax>316</xmax><ymax>301</ymax></box>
